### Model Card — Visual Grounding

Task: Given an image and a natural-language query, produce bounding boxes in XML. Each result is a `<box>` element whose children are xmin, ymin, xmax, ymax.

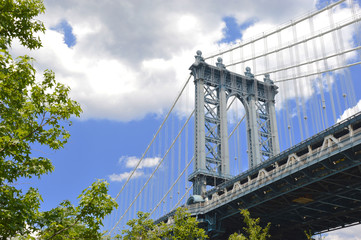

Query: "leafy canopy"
<box><xmin>0</xmin><ymin>0</ymin><xmax>117</xmax><ymax>239</ymax></box>
<box><xmin>0</xmin><ymin>0</ymin><xmax>45</xmax><ymax>49</ymax></box>
<box><xmin>228</xmin><ymin>209</ymin><xmax>271</xmax><ymax>240</ymax></box>
<box><xmin>120</xmin><ymin>207</ymin><xmax>208</xmax><ymax>240</ymax></box>
<box><xmin>37</xmin><ymin>180</ymin><xmax>118</xmax><ymax>240</ymax></box>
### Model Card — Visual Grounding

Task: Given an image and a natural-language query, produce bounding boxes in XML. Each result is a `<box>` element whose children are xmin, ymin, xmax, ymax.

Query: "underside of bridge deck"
<box><xmin>201</xmin><ymin>144</ymin><xmax>361</xmax><ymax>240</ymax></box>
<box><xmin>155</xmin><ymin>114</ymin><xmax>361</xmax><ymax>240</ymax></box>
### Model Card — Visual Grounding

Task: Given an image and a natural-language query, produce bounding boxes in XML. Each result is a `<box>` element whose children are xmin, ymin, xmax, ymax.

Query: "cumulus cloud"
<box><xmin>9</xmin><ymin>0</ymin><xmax>360</xmax><ymax>123</ymax></box>
<box><xmin>108</xmin><ymin>156</ymin><xmax>161</xmax><ymax>182</ymax></box>
<box><xmin>119</xmin><ymin>156</ymin><xmax>161</xmax><ymax>169</ymax></box>
<box><xmin>326</xmin><ymin>225</ymin><xmax>361</xmax><ymax>240</ymax></box>
<box><xmin>11</xmin><ymin>0</ymin><xmax>324</xmax><ymax>121</ymax></box>
<box><xmin>109</xmin><ymin>170</ymin><xmax>144</xmax><ymax>182</ymax></box>
<box><xmin>337</xmin><ymin>99</ymin><xmax>361</xmax><ymax>122</ymax></box>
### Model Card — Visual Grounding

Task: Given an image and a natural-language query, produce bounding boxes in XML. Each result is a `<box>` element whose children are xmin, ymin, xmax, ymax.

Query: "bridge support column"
<box><xmin>269</xmin><ymin>99</ymin><xmax>280</xmax><ymax>155</ymax></box>
<box><xmin>193</xmin><ymin>175</ymin><xmax>206</xmax><ymax>196</ymax></box>
<box><xmin>247</xmin><ymin>94</ymin><xmax>261</xmax><ymax>168</ymax></box>
<box><xmin>193</xmin><ymin>76</ymin><xmax>206</xmax><ymax>195</ymax></box>
<box><xmin>219</xmin><ymin>62</ymin><xmax>230</xmax><ymax>176</ymax></box>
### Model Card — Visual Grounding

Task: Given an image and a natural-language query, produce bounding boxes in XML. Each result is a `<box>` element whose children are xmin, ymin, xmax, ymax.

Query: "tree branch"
<box><xmin>46</xmin><ymin>197</ymin><xmax>96</xmax><ymax>239</ymax></box>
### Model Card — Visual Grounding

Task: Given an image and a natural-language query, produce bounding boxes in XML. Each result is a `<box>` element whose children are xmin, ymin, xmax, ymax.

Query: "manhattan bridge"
<box><xmin>106</xmin><ymin>0</ymin><xmax>361</xmax><ymax>239</ymax></box>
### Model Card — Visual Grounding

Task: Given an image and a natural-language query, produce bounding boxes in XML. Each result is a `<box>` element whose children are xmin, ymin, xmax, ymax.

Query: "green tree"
<box><xmin>228</xmin><ymin>209</ymin><xmax>270</xmax><ymax>240</ymax></box>
<box><xmin>121</xmin><ymin>212</ymin><xmax>165</xmax><ymax>240</ymax></box>
<box><xmin>0</xmin><ymin>0</ymin><xmax>117</xmax><ymax>238</ymax></box>
<box><xmin>0</xmin><ymin>0</ymin><xmax>45</xmax><ymax>50</ymax></box>
<box><xmin>121</xmin><ymin>207</ymin><xmax>208</xmax><ymax>240</ymax></box>
<box><xmin>37</xmin><ymin>180</ymin><xmax>117</xmax><ymax>240</ymax></box>
<box><xmin>166</xmin><ymin>207</ymin><xmax>208</xmax><ymax>240</ymax></box>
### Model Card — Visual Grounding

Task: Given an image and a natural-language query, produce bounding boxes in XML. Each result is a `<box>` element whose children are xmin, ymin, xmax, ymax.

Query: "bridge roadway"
<box><xmin>156</xmin><ymin>112</ymin><xmax>361</xmax><ymax>239</ymax></box>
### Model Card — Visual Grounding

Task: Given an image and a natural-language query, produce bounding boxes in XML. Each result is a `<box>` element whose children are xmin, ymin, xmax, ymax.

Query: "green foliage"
<box><xmin>228</xmin><ymin>232</ymin><xmax>247</xmax><ymax>240</ymax></box>
<box><xmin>0</xmin><ymin>0</ymin><xmax>45</xmax><ymax>49</ymax></box>
<box><xmin>168</xmin><ymin>207</ymin><xmax>208</xmax><ymax>240</ymax></box>
<box><xmin>229</xmin><ymin>209</ymin><xmax>270</xmax><ymax>240</ymax></box>
<box><xmin>0</xmin><ymin>0</ymin><xmax>117</xmax><ymax>238</ymax></box>
<box><xmin>0</xmin><ymin>0</ymin><xmax>82</xmax><ymax>237</ymax></box>
<box><xmin>37</xmin><ymin>180</ymin><xmax>118</xmax><ymax>240</ymax></box>
<box><xmin>0</xmin><ymin>52</ymin><xmax>81</xmax><ymax>182</ymax></box>
<box><xmin>305</xmin><ymin>230</ymin><xmax>313</xmax><ymax>240</ymax></box>
<box><xmin>121</xmin><ymin>207</ymin><xmax>208</xmax><ymax>240</ymax></box>
<box><xmin>0</xmin><ymin>185</ymin><xmax>42</xmax><ymax>238</ymax></box>
<box><xmin>121</xmin><ymin>212</ymin><xmax>164</xmax><ymax>240</ymax></box>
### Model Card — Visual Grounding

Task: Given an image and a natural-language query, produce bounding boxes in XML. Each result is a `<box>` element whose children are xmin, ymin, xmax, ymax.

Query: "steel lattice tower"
<box><xmin>188</xmin><ymin>51</ymin><xmax>280</xmax><ymax>195</ymax></box>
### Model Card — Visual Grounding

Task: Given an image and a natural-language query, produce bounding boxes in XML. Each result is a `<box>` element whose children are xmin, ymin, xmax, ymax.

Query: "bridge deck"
<box><xmin>157</xmin><ymin>112</ymin><xmax>361</xmax><ymax>239</ymax></box>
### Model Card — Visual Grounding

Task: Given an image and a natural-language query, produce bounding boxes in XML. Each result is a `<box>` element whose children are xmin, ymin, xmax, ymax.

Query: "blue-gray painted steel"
<box><xmin>189</xmin><ymin>51</ymin><xmax>280</xmax><ymax>195</ymax></box>
<box><xmin>156</xmin><ymin>112</ymin><xmax>361</xmax><ymax>239</ymax></box>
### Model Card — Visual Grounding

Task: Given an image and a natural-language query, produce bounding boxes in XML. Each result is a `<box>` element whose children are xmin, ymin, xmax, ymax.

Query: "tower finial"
<box><xmin>264</xmin><ymin>73</ymin><xmax>273</xmax><ymax>84</ymax></box>
<box><xmin>245</xmin><ymin>67</ymin><xmax>254</xmax><ymax>78</ymax></box>
<box><xmin>195</xmin><ymin>50</ymin><xmax>204</xmax><ymax>63</ymax></box>
<box><xmin>216</xmin><ymin>57</ymin><xmax>226</xmax><ymax>69</ymax></box>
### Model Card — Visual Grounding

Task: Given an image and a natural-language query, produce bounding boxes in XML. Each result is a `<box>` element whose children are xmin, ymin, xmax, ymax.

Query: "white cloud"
<box><xmin>108</xmin><ymin>156</ymin><xmax>160</xmax><ymax>182</ymax></box>
<box><xmin>337</xmin><ymin>99</ymin><xmax>361</xmax><ymax>122</ymax></box>
<box><xmin>109</xmin><ymin>170</ymin><xmax>144</xmax><ymax>182</ymax></box>
<box><xmin>11</xmin><ymin>0</ymin><xmax>324</xmax><ymax>121</ymax></box>
<box><xmin>325</xmin><ymin>224</ymin><xmax>361</xmax><ymax>240</ymax></box>
<box><xmin>119</xmin><ymin>156</ymin><xmax>161</xmax><ymax>169</ymax></box>
<box><xmin>226</xmin><ymin>3</ymin><xmax>359</xmax><ymax>112</ymax></box>
<box><xmin>10</xmin><ymin>0</ymin><xmax>360</xmax><ymax>122</ymax></box>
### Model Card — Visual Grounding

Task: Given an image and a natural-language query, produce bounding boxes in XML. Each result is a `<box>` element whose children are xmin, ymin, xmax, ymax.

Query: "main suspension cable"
<box><xmin>274</xmin><ymin>61</ymin><xmax>361</xmax><ymax>83</ymax></box>
<box><xmin>109</xmin><ymin>108</ymin><xmax>195</xmax><ymax>234</ymax></box>
<box><xmin>205</xmin><ymin>0</ymin><xmax>346</xmax><ymax>60</ymax></box>
<box><xmin>225</xmin><ymin>13</ymin><xmax>361</xmax><ymax>69</ymax></box>
<box><xmin>114</xmin><ymin>75</ymin><xmax>192</xmax><ymax>201</ymax></box>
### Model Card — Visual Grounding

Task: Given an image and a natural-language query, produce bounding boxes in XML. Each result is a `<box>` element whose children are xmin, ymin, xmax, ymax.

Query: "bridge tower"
<box><xmin>188</xmin><ymin>51</ymin><xmax>280</xmax><ymax>195</ymax></box>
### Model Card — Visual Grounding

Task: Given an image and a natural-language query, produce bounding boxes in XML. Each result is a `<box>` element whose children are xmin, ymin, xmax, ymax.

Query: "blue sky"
<box><xmin>14</xmin><ymin>0</ymin><xmax>361</xmax><ymax>239</ymax></box>
<box><xmin>51</xmin><ymin>20</ymin><xmax>76</xmax><ymax>47</ymax></box>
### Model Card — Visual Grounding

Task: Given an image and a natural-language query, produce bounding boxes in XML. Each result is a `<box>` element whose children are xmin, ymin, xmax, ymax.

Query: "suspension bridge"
<box><xmin>106</xmin><ymin>0</ymin><xmax>361</xmax><ymax>239</ymax></box>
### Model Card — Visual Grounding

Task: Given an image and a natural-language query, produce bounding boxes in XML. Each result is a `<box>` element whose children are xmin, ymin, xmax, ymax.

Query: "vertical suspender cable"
<box><xmin>170</xmin><ymin>114</ymin><xmax>175</xmax><ymax>210</ymax></box>
<box><xmin>177</xmin><ymin>119</ymin><xmax>181</xmax><ymax>202</ymax></box>
<box><xmin>149</xmin><ymin>156</ymin><xmax>194</xmax><ymax>217</ymax></box>
<box><xmin>320</xmin><ymin>34</ymin><xmax>337</xmax><ymax>124</ymax></box>
<box><xmin>290</xmin><ymin>22</ymin><xmax>304</xmax><ymax>141</ymax></box>
<box><xmin>302</xmin><ymin>37</ymin><xmax>312</xmax><ymax>137</ymax></box>
<box><xmin>328</xmin><ymin>6</ymin><xmax>342</xmax><ymax>117</ymax></box>
<box><xmin>163</xmin><ymin>117</ymin><xmax>168</xmax><ymax>213</ymax></box>
<box><xmin>319</xmin><ymin>23</ymin><xmax>337</xmax><ymax>124</ymax></box>
<box><xmin>171</xmin><ymin>184</ymin><xmax>193</xmax><ymax>212</ymax></box>
<box><xmin>293</xmin><ymin>22</ymin><xmax>308</xmax><ymax>140</ymax></box>
<box><xmin>185</xmin><ymin>82</ymin><xmax>190</xmax><ymax>198</ymax></box>
<box><xmin>309</xmin><ymin>16</ymin><xmax>327</xmax><ymax>130</ymax></box>
<box><xmin>205</xmin><ymin>0</ymin><xmax>347</xmax><ymax>61</ymax></box>
<box><xmin>109</xmin><ymin>109</ymin><xmax>195</xmax><ymax>235</ymax></box>
<box><xmin>277</xmin><ymin>30</ymin><xmax>289</xmax><ymax>149</ymax></box>
<box><xmin>251</xmin><ymin>40</ymin><xmax>256</xmax><ymax>74</ymax></box>
<box><xmin>307</xmin><ymin>18</ymin><xmax>321</xmax><ymax>134</ymax></box>
<box><xmin>240</xmin><ymin>43</ymin><xmax>245</xmax><ymax>73</ymax></box>
<box><xmin>263</xmin><ymin>33</ymin><xmax>269</xmax><ymax>72</ymax></box>
<box><xmin>346</xmin><ymin>0</ymin><xmax>358</xmax><ymax>106</ymax></box>
<box><xmin>336</xmin><ymin>28</ymin><xmax>350</xmax><ymax>109</ymax></box>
